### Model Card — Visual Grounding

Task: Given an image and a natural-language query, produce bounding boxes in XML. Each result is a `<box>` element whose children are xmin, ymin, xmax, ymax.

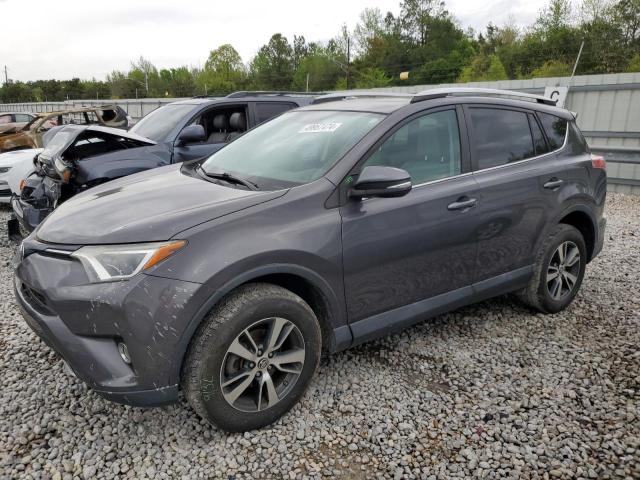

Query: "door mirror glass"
<box><xmin>349</xmin><ymin>166</ymin><xmax>411</xmax><ymax>199</ymax></box>
<box><xmin>177</xmin><ymin>125</ymin><xmax>206</xmax><ymax>145</ymax></box>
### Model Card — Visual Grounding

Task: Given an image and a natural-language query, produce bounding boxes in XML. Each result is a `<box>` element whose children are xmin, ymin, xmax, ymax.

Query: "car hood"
<box><xmin>36</xmin><ymin>164</ymin><xmax>288</xmax><ymax>244</ymax></box>
<box><xmin>0</xmin><ymin>148</ymin><xmax>42</xmax><ymax>168</ymax></box>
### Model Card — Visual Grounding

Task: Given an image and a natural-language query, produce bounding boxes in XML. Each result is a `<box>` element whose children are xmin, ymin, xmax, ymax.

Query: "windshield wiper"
<box><xmin>198</xmin><ymin>166</ymin><xmax>259</xmax><ymax>191</ymax></box>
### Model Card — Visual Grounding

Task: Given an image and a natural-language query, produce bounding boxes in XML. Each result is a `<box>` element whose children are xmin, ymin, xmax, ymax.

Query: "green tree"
<box><xmin>249</xmin><ymin>34</ymin><xmax>294</xmax><ymax>90</ymax></box>
<box><xmin>160</xmin><ymin>67</ymin><xmax>195</xmax><ymax>97</ymax></box>
<box><xmin>400</xmin><ymin>0</ymin><xmax>447</xmax><ymax>45</ymax></box>
<box><xmin>353</xmin><ymin>7</ymin><xmax>385</xmax><ymax>55</ymax></box>
<box><xmin>196</xmin><ymin>44</ymin><xmax>246</xmax><ymax>94</ymax></box>
<box><xmin>292</xmin><ymin>46</ymin><xmax>343</xmax><ymax>91</ymax></box>
<box><xmin>354</xmin><ymin>67</ymin><xmax>392</xmax><ymax>88</ymax></box>
<box><xmin>458</xmin><ymin>54</ymin><xmax>508</xmax><ymax>82</ymax></box>
<box><xmin>626</xmin><ymin>53</ymin><xmax>640</xmax><ymax>71</ymax></box>
<box><xmin>531</xmin><ymin>60</ymin><xmax>572</xmax><ymax>77</ymax></box>
<box><xmin>612</xmin><ymin>0</ymin><xmax>640</xmax><ymax>48</ymax></box>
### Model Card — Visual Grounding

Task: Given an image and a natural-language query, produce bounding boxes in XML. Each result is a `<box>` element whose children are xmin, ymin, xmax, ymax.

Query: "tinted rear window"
<box><xmin>255</xmin><ymin>102</ymin><xmax>296</xmax><ymax>124</ymax></box>
<box><xmin>469</xmin><ymin>108</ymin><xmax>535</xmax><ymax>169</ymax></box>
<box><xmin>538</xmin><ymin>112</ymin><xmax>567</xmax><ymax>150</ymax></box>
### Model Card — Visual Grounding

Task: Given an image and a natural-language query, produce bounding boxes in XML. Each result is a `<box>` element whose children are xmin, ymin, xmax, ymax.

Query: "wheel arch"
<box><xmin>556</xmin><ymin>205</ymin><xmax>597</xmax><ymax>262</ymax></box>
<box><xmin>175</xmin><ymin>264</ymin><xmax>351</xmax><ymax>384</ymax></box>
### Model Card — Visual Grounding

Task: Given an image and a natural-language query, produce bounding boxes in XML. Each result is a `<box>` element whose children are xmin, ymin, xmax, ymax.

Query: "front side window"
<box><xmin>363</xmin><ymin>109</ymin><xmax>461</xmax><ymax>185</ymax></box>
<box><xmin>538</xmin><ymin>112</ymin><xmax>567</xmax><ymax>150</ymax></box>
<box><xmin>201</xmin><ymin>110</ymin><xmax>383</xmax><ymax>189</ymax></box>
<box><xmin>470</xmin><ymin>108</ymin><xmax>535</xmax><ymax>169</ymax></box>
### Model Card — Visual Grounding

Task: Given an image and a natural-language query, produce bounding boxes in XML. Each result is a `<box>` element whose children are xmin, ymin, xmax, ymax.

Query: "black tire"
<box><xmin>182</xmin><ymin>283</ymin><xmax>322</xmax><ymax>432</ymax></box>
<box><xmin>517</xmin><ymin>224</ymin><xmax>587</xmax><ymax>313</ymax></box>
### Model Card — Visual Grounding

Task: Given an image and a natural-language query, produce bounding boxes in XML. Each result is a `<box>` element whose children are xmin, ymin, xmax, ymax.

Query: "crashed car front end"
<box><xmin>8</xmin><ymin>132</ymin><xmax>76</xmax><ymax>241</ymax></box>
<box><xmin>10</xmin><ymin>175</ymin><xmax>59</xmax><ymax>234</ymax></box>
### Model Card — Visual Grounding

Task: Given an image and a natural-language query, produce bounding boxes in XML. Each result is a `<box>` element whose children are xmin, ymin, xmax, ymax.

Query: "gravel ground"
<box><xmin>0</xmin><ymin>193</ymin><xmax>639</xmax><ymax>480</ymax></box>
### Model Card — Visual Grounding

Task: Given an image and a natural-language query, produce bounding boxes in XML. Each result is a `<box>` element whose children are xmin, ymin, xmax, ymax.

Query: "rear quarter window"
<box><xmin>538</xmin><ymin>112</ymin><xmax>567</xmax><ymax>150</ymax></box>
<box><xmin>568</xmin><ymin>122</ymin><xmax>590</xmax><ymax>154</ymax></box>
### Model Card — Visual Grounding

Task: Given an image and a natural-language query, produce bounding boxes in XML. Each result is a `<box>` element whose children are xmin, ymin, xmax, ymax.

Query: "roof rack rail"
<box><xmin>411</xmin><ymin>87</ymin><xmax>557</xmax><ymax>106</ymax></box>
<box><xmin>226</xmin><ymin>91</ymin><xmax>324</xmax><ymax>98</ymax></box>
<box><xmin>312</xmin><ymin>92</ymin><xmax>413</xmax><ymax>104</ymax></box>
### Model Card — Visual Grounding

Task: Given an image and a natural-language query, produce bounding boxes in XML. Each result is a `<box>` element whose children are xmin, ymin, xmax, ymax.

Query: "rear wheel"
<box><xmin>182</xmin><ymin>283</ymin><xmax>321</xmax><ymax>432</ymax></box>
<box><xmin>518</xmin><ymin>224</ymin><xmax>586</xmax><ymax>313</ymax></box>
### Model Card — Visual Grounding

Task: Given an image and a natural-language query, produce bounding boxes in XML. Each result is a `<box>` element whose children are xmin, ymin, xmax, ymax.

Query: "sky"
<box><xmin>0</xmin><ymin>0</ymin><xmax>549</xmax><ymax>82</ymax></box>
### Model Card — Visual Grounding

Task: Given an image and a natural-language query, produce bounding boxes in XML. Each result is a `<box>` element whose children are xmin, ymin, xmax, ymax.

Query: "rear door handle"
<box><xmin>447</xmin><ymin>197</ymin><xmax>477</xmax><ymax>211</ymax></box>
<box><xmin>544</xmin><ymin>178</ymin><xmax>564</xmax><ymax>189</ymax></box>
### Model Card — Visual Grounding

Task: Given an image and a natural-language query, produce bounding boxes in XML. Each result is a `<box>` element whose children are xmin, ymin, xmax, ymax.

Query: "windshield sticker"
<box><xmin>299</xmin><ymin>123</ymin><xmax>342</xmax><ymax>133</ymax></box>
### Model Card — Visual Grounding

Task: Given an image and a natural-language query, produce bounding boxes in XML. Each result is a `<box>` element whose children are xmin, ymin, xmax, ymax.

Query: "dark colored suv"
<box><xmin>13</xmin><ymin>88</ymin><xmax>606</xmax><ymax>432</ymax></box>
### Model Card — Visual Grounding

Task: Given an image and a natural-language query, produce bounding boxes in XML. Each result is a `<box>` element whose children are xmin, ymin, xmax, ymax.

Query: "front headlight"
<box><xmin>54</xmin><ymin>157</ymin><xmax>72</xmax><ymax>183</ymax></box>
<box><xmin>71</xmin><ymin>240</ymin><xmax>186</xmax><ymax>283</ymax></box>
<box><xmin>0</xmin><ymin>166</ymin><xmax>11</xmax><ymax>174</ymax></box>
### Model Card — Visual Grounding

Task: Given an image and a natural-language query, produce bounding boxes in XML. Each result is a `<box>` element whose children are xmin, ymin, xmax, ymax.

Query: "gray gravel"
<box><xmin>1</xmin><ymin>193</ymin><xmax>639</xmax><ymax>480</ymax></box>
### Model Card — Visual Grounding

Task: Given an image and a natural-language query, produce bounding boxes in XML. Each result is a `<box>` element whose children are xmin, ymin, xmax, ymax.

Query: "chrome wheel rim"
<box><xmin>220</xmin><ymin>317</ymin><xmax>305</xmax><ymax>412</ymax></box>
<box><xmin>546</xmin><ymin>241</ymin><xmax>580</xmax><ymax>301</ymax></box>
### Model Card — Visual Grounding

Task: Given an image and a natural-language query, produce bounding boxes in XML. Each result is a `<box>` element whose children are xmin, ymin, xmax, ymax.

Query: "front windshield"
<box><xmin>201</xmin><ymin>110</ymin><xmax>383</xmax><ymax>188</ymax></box>
<box><xmin>130</xmin><ymin>104</ymin><xmax>194</xmax><ymax>142</ymax></box>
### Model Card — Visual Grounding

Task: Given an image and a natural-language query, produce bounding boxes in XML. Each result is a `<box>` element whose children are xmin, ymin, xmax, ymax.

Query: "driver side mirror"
<box><xmin>176</xmin><ymin>125</ymin><xmax>206</xmax><ymax>146</ymax></box>
<box><xmin>349</xmin><ymin>166</ymin><xmax>412</xmax><ymax>199</ymax></box>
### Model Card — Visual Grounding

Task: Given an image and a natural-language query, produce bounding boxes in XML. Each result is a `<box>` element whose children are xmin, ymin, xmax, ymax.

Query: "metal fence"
<box><xmin>0</xmin><ymin>98</ymin><xmax>189</xmax><ymax>120</ymax></box>
<box><xmin>2</xmin><ymin>72</ymin><xmax>639</xmax><ymax>193</ymax></box>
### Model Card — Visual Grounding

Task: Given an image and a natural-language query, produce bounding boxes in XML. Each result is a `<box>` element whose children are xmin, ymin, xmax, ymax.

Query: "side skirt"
<box><xmin>346</xmin><ymin>265</ymin><xmax>533</xmax><ymax>348</ymax></box>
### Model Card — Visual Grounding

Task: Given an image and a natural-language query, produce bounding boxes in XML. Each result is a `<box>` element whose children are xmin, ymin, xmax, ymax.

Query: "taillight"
<box><xmin>591</xmin><ymin>154</ymin><xmax>606</xmax><ymax>170</ymax></box>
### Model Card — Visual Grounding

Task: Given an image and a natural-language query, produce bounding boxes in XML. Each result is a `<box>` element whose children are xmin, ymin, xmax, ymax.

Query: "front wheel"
<box><xmin>518</xmin><ymin>224</ymin><xmax>587</xmax><ymax>313</ymax></box>
<box><xmin>182</xmin><ymin>283</ymin><xmax>321</xmax><ymax>432</ymax></box>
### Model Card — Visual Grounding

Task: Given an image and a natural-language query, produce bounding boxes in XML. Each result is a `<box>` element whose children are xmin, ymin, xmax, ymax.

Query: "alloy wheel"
<box><xmin>546</xmin><ymin>241</ymin><xmax>581</xmax><ymax>301</ymax></box>
<box><xmin>220</xmin><ymin>317</ymin><xmax>306</xmax><ymax>412</ymax></box>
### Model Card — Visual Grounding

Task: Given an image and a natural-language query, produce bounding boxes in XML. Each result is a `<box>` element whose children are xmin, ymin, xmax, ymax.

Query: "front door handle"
<box><xmin>447</xmin><ymin>197</ymin><xmax>477</xmax><ymax>211</ymax></box>
<box><xmin>544</xmin><ymin>178</ymin><xmax>564</xmax><ymax>190</ymax></box>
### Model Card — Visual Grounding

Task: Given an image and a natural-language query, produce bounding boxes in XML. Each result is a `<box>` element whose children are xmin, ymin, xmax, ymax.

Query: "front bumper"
<box><xmin>0</xmin><ymin>180</ymin><xmax>10</xmax><ymax>203</ymax></box>
<box><xmin>14</xmin><ymin>241</ymin><xmax>206</xmax><ymax>406</ymax></box>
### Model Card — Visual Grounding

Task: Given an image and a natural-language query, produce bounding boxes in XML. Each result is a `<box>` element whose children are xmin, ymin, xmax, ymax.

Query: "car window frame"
<box><xmin>341</xmin><ymin>104</ymin><xmax>471</xmax><ymax>193</ymax></box>
<box><xmin>463</xmin><ymin>104</ymin><xmax>569</xmax><ymax>173</ymax></box>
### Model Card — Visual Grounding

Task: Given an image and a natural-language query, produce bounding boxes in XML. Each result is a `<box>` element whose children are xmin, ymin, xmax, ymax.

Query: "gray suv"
<box><xmin>13</xmin><ymin>88</ymin><xmax>606</xmax><ymax>432</ymax></box>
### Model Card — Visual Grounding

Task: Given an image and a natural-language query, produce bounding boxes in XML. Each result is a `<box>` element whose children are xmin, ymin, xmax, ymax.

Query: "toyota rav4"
<box><xmin>13</xmin><ymin>88</ymin><xmax>606</xmax><ymax>432</ymax></box>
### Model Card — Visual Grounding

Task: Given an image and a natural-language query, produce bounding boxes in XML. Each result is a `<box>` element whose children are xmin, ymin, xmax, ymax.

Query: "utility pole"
<box><xmin>4</xmin><ymin>65</ymin><xmax>8</xmax><ymax>85</ymax></box>
<box><xmin>144</xmin><ymin>70</ymin><xmax>149</xmax><ymax>95</ymax></box>
<box><xmin>306</xmin><ymin>73</ymin><xmax>309</xmax><ymax>92</ymax></box>
<box><xmin>570</xmin><ymin>41</ymin><xmax>585</xmax><ymax>83</ymax></box>
<box><xmin>346</xmin><ymin>37</ymin><xmax>351</xmax><ymax>90</ymax></box>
